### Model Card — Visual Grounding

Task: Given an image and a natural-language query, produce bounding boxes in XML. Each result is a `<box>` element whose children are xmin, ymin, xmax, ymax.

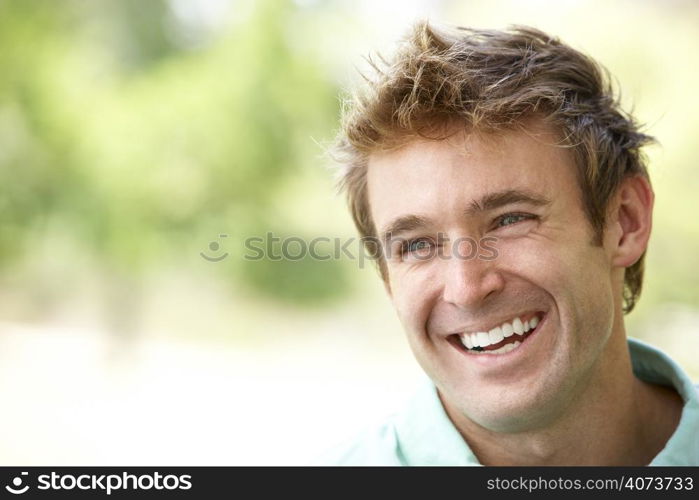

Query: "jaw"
<box><xmin>416</xmin><ymin>310</ymin><xmax>582</xmax><ymax>432</ymax></box>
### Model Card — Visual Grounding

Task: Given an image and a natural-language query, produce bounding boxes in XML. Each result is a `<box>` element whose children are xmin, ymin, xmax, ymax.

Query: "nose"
<box><xmin>441</xmin><ymin>243</ymin><xmax>505</xmax><ymax>309</ymax></box>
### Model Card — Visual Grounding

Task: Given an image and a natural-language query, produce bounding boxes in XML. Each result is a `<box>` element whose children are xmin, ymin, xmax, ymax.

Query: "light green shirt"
<box><xmin>323</xmin><ymin>338</ymin><xmax>699</xmax><ymax>465</ymax></box>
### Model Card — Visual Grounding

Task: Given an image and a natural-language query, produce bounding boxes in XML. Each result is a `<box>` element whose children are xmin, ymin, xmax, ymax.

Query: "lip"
<box><xmin>448</xmin><ymin>311</ymin><xmax>548</xmax><ymax>367</ymax></box>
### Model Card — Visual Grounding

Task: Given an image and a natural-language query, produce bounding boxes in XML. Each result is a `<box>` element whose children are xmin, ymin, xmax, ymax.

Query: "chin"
<box><xmin>446</xmin><ymin>381</ymin><xmax>567</xmax><ymax>434</ymax></box>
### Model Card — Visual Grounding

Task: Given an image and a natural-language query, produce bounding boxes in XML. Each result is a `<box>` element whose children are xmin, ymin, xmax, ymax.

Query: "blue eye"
<box><xmin>408</xmin><ymin>239</ymin><xmax>430</xmax><ymax>252</ymax></box>
<box><xmin>401</xmin><ymin>238</ymin><xmax>433</xmax><ymax>256</ymax></box>
<box><xmin>496</xmin><ymin>213</ymin><xmax>534</xmax><ymax>228</ymax></box>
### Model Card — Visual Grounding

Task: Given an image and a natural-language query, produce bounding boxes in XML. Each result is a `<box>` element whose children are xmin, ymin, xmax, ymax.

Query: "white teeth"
<box><xmin>476</xmin><ymin>331</ymin><xmax>489</xmax><ymax>347</ymax></box>
<box><xmin>488</xmin><ymin>326</ymin><xmax>504</xmax><ymax>344</ymax></box>
<box><xmin>473</xmin><ymin>339</ymin><xmax>523</xmax><ymax>355</ymax></box>
<box><xmin>512</xmin><ymin>317</ymin><xmax>524</xmax><ymax>335</ymax></box>
<box><xmin>502</xmin><ymin>322</ymin><xmax>514</xmax><ymax>338</ymax></box>
<box><xmin>460</xmin><ymin>314</ymin><xmax>542</xmax><ymax>350</ymax></box>
<box><xmin>460</xmin><ymin>334</ymin><xmax>473</xmax><ymax>349</ymax></box>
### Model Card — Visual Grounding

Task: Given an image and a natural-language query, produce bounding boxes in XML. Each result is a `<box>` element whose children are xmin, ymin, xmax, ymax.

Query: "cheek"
<box><xmin>497</xmin><ymin>233</ymin><xmax>614</xmax><ymax>341</ymax></box>
<box><xmin>494</xmin><ymin>223</ymin><xmax>604</xmax><ymax>287</ymax></box>
<box><xmin>388</xmin><ymin>264</ymin><xmax>441</xmax><ymax>335</ymax></box>
<box><xmin>492</xmin><ymin>236</ymin><xmax>573</xmax><ymax>289</ymax></box>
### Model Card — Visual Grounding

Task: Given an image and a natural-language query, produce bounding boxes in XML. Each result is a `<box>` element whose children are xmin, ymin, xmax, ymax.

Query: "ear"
<box><xmin>608</xmin><ymin>175</ymin><xmax>654</xmax><ymax>268</ymax></box>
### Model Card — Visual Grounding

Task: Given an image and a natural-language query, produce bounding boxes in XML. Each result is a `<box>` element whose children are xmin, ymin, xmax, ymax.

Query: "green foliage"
<box><xmin>0</xmin><ymin>0</ymin><xmax>347</xmax><ymax>304</ymax></box>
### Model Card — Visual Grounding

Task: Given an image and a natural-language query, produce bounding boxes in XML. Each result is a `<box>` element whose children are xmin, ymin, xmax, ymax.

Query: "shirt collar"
<box><xmin>393</xmin><ymin>337</ymin><xmax>699</xmax><ymax>465</ymax></box>
<box><xmin>630</xmin><ymin>338</ymin><xmax>699</xmax><ymax>465</ymax></box>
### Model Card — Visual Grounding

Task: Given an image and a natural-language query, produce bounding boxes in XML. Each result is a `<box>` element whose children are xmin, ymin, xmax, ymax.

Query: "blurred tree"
<box><xmin>0</xmin><ymin>0</ymin><xmax>350</xmax><ymax>335</ymax></box>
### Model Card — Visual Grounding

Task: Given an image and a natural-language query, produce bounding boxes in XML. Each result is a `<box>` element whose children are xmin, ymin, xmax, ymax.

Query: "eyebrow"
<box><xmin>379</xmin><ymin>214</ymin><xmax>432</xmax><ymax>243</ymax></box>
<box><xmin>378</xmin><ymin>189</ymin><xmax>551</xmax><ymax>242</ymax></box>
<box><xmin>465</xmin><ymin>188</ymin><xmax>551</xmax><ymax>216</ymax></box>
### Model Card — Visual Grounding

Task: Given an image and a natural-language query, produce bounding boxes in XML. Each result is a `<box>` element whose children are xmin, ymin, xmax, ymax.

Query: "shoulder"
<box><xmin>313</xmin><ymin>418</ymin><xmax>404</xmax><ymax>466</ymax></box>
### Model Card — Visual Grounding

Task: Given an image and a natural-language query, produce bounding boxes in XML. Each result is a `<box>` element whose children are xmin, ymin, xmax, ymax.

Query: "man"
<box><xmin>327</xmin><ymin>22</ymin><xmax>699</xmax><ymax>465</ymax></box>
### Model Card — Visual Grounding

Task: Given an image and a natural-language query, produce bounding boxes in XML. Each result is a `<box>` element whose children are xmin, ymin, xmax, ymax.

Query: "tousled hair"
<box><xmin>333</xmin><ymin>21</ymin><xmax>654</xmax><ymax>314</ymax></box>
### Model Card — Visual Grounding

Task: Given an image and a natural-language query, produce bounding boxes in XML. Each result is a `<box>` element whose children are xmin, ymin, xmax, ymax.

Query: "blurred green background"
<box><xmin>0</xmin><ymin>0</ymin><xmax>697</xmax><ymax>464</ymax></box>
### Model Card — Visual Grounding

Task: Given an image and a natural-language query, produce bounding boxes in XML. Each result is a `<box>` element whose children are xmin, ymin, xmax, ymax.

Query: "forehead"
<box><xmin>366</xmin><ymin>123</ymin><xmax>579</xmax><ymax>233</ymax></box>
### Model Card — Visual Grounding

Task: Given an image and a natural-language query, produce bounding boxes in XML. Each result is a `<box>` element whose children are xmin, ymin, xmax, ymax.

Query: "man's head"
<box><xmin>335</xmin><ymin>22</ymin><xmax>653</xmax><ymax>313</ymax></box>
<box><xmin>334</xmin><ymin>22</ymin><xmax>656</xmax><ymax>433</ymax></box>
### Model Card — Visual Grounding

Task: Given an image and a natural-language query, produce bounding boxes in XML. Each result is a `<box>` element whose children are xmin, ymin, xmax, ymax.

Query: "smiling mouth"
<box><xmin>448</xmin><ymin>312</ymin><xmax>545</xmax><ymax>356</ymax></box>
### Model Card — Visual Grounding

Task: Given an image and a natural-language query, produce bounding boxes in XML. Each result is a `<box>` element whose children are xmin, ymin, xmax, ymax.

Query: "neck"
<box><xmin>444</xmin><ymin>333</ymin><xmax>683</xmax><ymax>465</ymax></box>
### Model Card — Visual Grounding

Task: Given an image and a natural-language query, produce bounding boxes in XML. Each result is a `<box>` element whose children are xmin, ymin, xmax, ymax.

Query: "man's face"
<box><xmin>367</xmin><ymin>122</ymin><xmax>621</xmax><ymax>432</ymax></box>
